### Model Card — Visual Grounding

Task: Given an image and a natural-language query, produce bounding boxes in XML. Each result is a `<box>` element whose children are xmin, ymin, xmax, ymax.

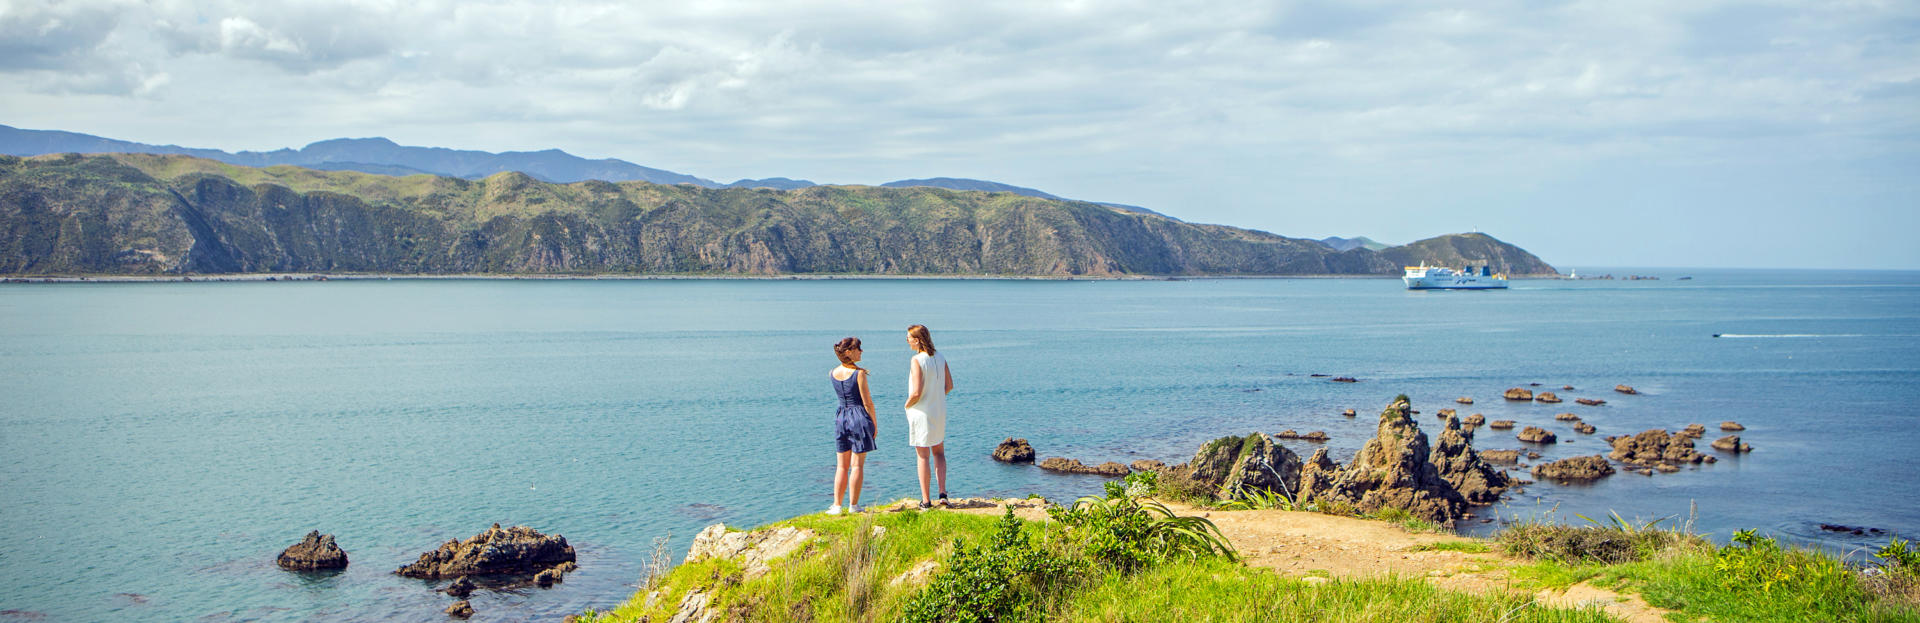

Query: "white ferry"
<box><xmin>1403</xmin><ymin>264</ymin><xmax>1508</xmax><ymax>290</ymax></box>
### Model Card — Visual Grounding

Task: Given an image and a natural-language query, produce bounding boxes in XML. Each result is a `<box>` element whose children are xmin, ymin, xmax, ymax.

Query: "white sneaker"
<box><xmin>848</xmin><ymin>504</ymin><xmax>862</xmax><ymax>513</ymax></box>
<box><xmin>826</xmin><ymin>505</ymin><xmax>843</xmax><ymax>515</ymax></box>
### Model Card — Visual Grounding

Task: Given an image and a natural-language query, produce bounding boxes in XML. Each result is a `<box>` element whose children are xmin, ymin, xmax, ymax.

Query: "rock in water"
<box><xmin>277</xmin><ymin>531</ymin><xmax>349</xmax><ymax>571</ymax></box>
<box><xmin>1711</xmin><ymin>435</ymin><xmax>1752</xmax><ymax>453</ymax></box>
<box><xmin>1129</xmin><ymin>459</ymin><xmax>1167</xmax><ymax>472</ymax></box>
<box><xmin>1532</xmin><ymin>456</ymin><xmax>1615</xmax><ymax>481</ymax></box>
<box><xmin>1534</xmin><ymin>392</ymin><xmax>1562</xmax><ymax>404</ymax></box>
<box><xmin>396</xmin><ymin>525</ymin><xmax>576</xmax><ymax>580</ymax></box>
<box><xmin>442</xmin><ymin>577</ymin><xmax>476</xmax><ymax>599</ymax></box>
<box><xmin>1276</xmin><ymin>430</ymin><xmax>1329</xmax><ymax>442</ymax></box>
<box><xmin>1677</xmin><ymin>424</ymin><xmax>1707</xmax><ymax>439</ymax></box>
<box><xmin>992</xmin><ymin>438</ymin><xmax>1035</xmax><ymax>463</ymax></box>
<box><xmin>1168</xmin><ymin>432</ymin><xmax>1302</xmax><ymax>501</ymax></box>
<box><xmin>1456</xmin><ymin>397</ymin><xmax>1474</xmax><ymax>405</ymax></box>
<box><xmin>1517</xmin><ymin>427</ymin><xmax>1557</xmax><ymax>444</ymax></box>
<box><xmin>1478</xmin><ymin>449</ymin><xmax>1520</xmax><ymax>464</ymax></box>
<box><xmin>1488</xmin><ymin>420</ymin><xmax>1515</xmax><ymax>430</ymax></box>
<box><xmin>1608</xmin><ymin>429</ymin><xmax>1711</xmax><ymax>468</ymax></box>
<box><xmin>1503</xmin><ymin>388</ymin><xmax>1534</xmax><ymax>401</ymax></box>
<box><xmin>1719</xmin><ymin>421</ymin><xmax>1745</xmax><ymax>431</ymax></box>
<box><xmin>1615</xmin><ymin>385</ymin><xmax>1638</xmax><ymax>394</ymax></box>
<box><xmin>1575</xmin><ymin>398</ymin><xmax>1606</xmax><ymax>406</ymax></box>
<box><xmin>1294</xmin><ymin>396</ymin><xmax>1469</xmax><ymax>525</ymax></box>
<box><xmin>1573</xmin><ymin>422</ymin><xmax>1596</xmax><ymax>435</ymax></box>
<box><xmin>1342</xmin><ymin>409</ymin><xmax>1357</xmax><ymax>417</ymax></box>
<box><xmin>1429</xmin><ymin>415</ymin><xmax>1513</xmax><ymax>504</ymax></box>
<box><xmin>1037</xmin><ymin>457</ymin><xmax>1129</xmax><ymax>476</ymax></box>
<box><xmin>1554</xmin><ymin>413</ymin><xmax>1581</xmax><ymax>421</ymax></box>
<box><xmin>1463</xmin><ymin>413</ymin><xmax>1486</xmax><ymax>426</ymax></box>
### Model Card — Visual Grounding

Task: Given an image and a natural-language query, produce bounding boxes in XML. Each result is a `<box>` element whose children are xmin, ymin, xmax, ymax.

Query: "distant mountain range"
<box><xmin>0</xmin><ymin>153</ymin><xmax>1558</xmax><ymax>277</ymax></box>
<box><xmin>1319</xmin><ymin>236</ymin><xmax>1390</xmax><ymax>252</ymax></box>
<box><xmin>0</xmin><ymin>124</ymin><xmax>1167</xmax><ymax>217</ymax></box>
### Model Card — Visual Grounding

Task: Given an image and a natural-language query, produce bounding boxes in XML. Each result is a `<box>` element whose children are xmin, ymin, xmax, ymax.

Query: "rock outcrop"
<box><xmin>1720</xmin><ymin>421</ymin><xmax>1745</xmax><ymax>431</ymax></box>
<box><xmin>1615</xmin><ymin>385</ymin><xmax>1638</xmax><ymax>394</ymax></box>
<box><xmin>1573</xmin><ymin>422</ymin><xmax>1596</xmax><ymax>435</ymax></box>
<box><xmin>1164</xmin><ymin>433</ymin><xmax>1302</xmax><ymax>501</ymax></box>
<box><xmin>1517</xmin><ymin>427</ymin><xmax>1557</xmax><ymax>444</ymax></box>
<box><xmin>1677</xmin><ymin>424</ymin><xmax>1707</xmax><ymax>439</ymax></box>
<box><xmin>1489</xmin><ymin>420</ymin><xmax>1515</xmax><ymax>430</ymax></box>
<box><xmin>446</xmin><ymin>600</ymin><xmax>474</xmax><ymax>618</ymax></box>
<box><xmin>1428</xmin><ymin>415</ymin><xmax>1513</xmax><ymax>504</ymax></box>
<box><xmin>1532</xmin><ymin>456</ymin><xmax>1615</xmax><ymax>481</ymax></box>
<box><xmin>396</xmin><ymin>525</ymin><xmax>576</xmax><ymax>580</ymax></box>
<box><xmin>1712</xmin><ymin>435</ymin><xmax>1752</xmax><ymax>453</ymax></box>
<box><xmin>1503</xmin><ymin>388</ymin><xmax>1533</xmax><ymax>401</ymax></box>
<box><xmin>1294</xmin><ymin>396</ymin><xmax>1472</xmax><ymax>525</ymax></box>
<box><xmin>1479</xmin><ymin>450</ymin><xmax>1520</xmax><ymax>464</ymax></box>
<box><xmin>1129</xmin><ymin>459</ymin><xmax>1167</xmax><ymax>472</ymax></box>
<box><xmin>1276</xmin><ymin>430</ymin><xmax>1329</xmax><ymax>442</ymax></box>
<box><xmin>1608</xmin><ymin>429</ymin><xmax>1714</xmax><ymax>468</ymax></box>
<box><xmin>1575</xmin><ymin>398</ymin><xmax>1606</xmax><ymax>406</ymax></box>
<box><xmin>687</xmin><ymin>524</ymin><xmax>814</xmax><ymax>580</ymax></box>
<box><xmin>442</xmin><ymin>577</ymin><xmax>475</xmax><ymax>599</ymax></box>
<box><xmin>276</xmin><ymin>531</ymin><xmax>349</xmax><ymax>571</ymax></box>
<box><xmin>1038</xmin><ymin>457</ymin><xmax>1129</xmax><ymax>476</ymax></box>
<box><xmin>1456</xmin><ymin>397</ymin><xmax>1474</xmax><ymax>405</ymax></box>
<box><xmin>1534</xmin><ymin>392</ymin><xmax>1562</xmax><ymax>404</ymax></box>
<box><xmin>992</xmin><ymin>438</ymin><xmax>1035</xmax><ymax>463</ymax></box>
<box><xmin>1341</xmin><ymin>409</ymin><xmax>1356</xmax><ymax>417</ymax></box>
<box><xmin>1554</xmin><ymin>413</ymin><xmax>1581</xmax><ymax>421</ymax></box>
<box><xmin>1463</xmin><ymin>414</ymin><xmax>1485</xmax><ymax>426</ymax></box>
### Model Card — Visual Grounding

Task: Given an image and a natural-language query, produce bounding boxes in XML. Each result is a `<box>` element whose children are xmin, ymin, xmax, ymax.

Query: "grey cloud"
<box><xmin>0</xmin><ymin>0</ymin><xmax>125</xmax><ymax>70</ymax></box>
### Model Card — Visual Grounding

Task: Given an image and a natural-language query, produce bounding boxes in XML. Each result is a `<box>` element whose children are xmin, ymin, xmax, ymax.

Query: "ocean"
<box><xmin>2</xmin><ymin>270</ymin><xmax>1916</xmax><ymax>621</ymax></box>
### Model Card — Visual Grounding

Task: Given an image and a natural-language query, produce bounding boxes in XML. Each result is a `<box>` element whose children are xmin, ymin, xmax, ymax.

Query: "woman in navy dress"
<box><xmin>829</xmin><ymin>337</ymin><xmax>878</xmax><ymax>514</ymax></box>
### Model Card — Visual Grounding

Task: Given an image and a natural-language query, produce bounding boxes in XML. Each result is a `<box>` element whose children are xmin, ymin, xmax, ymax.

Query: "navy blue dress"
<box><xmin>833</xmin><ymin>370</ymin><xmax>877</xmax><ymax>453</ymax></box>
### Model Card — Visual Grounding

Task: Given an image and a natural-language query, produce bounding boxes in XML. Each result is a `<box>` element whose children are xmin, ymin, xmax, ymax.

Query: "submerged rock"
<box><xmin>1615</xmin><ymin>385</ymin><xmax>1638</xmax><ymax>394</ymax></box>
<box><xmin>1331</xmin><ymin>377</ymin><xmax>1359</xmax><ymax>383</ymax></box>
<box><xmin>1342</xmin><ymin>409</ymin><xmax>1357</xmax><ymax>417</ymax></box>
<box><xmin>1575</xmin><ymin>398</ymin><xmax>1606</xmax><ymax>406</ymax></box>
<box><xmin>1503</xmin><ymin>388</ymin><xmax>1534</xmax><ymax>401</ymax></box>
<box><xmin>277</xmin><ymin>531</ymin><xmax>349</xmax><ymax>571</ymax></box>
<box><xmin>1534</xmin><ymin>392</ymin><xmax>1562</xmax><ymax>404</ymax></box>
<box><xmin>1295</xmin><ymin>396</ymin><xmax>1471</xmax><ymax>525</ymax></box>
<box><xmin>396</xmin><ymin>525</ymin><xmax>575</xmax><ymax>580</ymax></box>
<box><xmin>442</xmin><ymin>577</ymin><xmax>476</xmax><ymax>599</ymax></box>
<box><xmin>1711</xmin><ymin>435</ymin><xmax>1752</xmax><ymax>453</ymax></box>
<box><xmin>1517</xmin><ymin>427</ymin><xmax>1557</xmax><ymax>444</ymax></box>
<box><xmin>446</xmin><ymin>600</ymin><xmax>474</xmax><ymax>619</ymax></box>
<box><xmin>1037</xmin><ymin>457</ymin><xmax>1129</xmax><ymax>476</ymax></box>
<box><xmin>1531</xmin><ymin>455</ymin><xmax>1615</xmax><ymax>481</ymax></box>
<box><xmin>992</xmin><ymin>438</ymin><xmax>1036</xmax><ymax>463</ymax></box>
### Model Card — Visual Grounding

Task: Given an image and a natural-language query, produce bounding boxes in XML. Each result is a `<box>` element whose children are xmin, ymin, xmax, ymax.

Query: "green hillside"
<box><xmin>0</xmin><ymin>154</ymin><xmax>1552</xmax><ymax>276</ymax></box>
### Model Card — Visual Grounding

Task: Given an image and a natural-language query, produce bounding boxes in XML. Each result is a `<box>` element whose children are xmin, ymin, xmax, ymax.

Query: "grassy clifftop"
<box><xmin>0</xmin><ymin>153</ymin><xmax>1554</xmax><ymax>277</ymax></box>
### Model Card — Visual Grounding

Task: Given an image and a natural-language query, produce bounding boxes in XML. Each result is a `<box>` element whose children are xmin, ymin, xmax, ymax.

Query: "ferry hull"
<box><xmin>1404</xmin><ymin>276</ymin><xmax>1508</xmax><ymax>290</ymax></box>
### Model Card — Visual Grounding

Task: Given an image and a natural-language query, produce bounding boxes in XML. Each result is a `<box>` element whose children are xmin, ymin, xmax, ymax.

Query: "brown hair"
<box><xmin>833</xmin><ymin>337</ymin><xmax>862</xmax><ymax>366</ymax></box>
<box><xmin>907</xmin><ymin>324</ymin><xmax>935</xmax><ymax>355</ymax></box>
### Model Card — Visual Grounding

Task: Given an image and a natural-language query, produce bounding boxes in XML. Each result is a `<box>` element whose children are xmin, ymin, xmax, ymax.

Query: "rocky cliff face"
<box><xmin>0</xmin><ymin>154</ymin><xmax>1552</xmax><ymax>277</ymax></box>
<box><xmin>1294</xmin><ymin>396</ymin><xmax>1508</xmax><ymax>526</ymax></box>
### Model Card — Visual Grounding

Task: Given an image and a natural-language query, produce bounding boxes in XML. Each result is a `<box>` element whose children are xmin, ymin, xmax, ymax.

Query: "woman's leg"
<box><xmin>914</xmin><ymin>446</ymin><xmax>933</xmax><ymax>503</ymax></box>
<box><xmin>848</xmin><ymin>452</ymin><xmax>868</xmax><ymax>506</ymax></box>
<box><xmin>931</xmin><ymin>443</ymin><xmax>948</xmax><ymax>497</ymax></box>
<box><xmin>834</xmin><ymin>450</ymin><xmax>851</xmax><ymax>508</ymax></box>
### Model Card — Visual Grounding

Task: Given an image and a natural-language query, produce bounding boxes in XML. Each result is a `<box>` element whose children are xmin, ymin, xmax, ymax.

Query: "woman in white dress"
<box><xmin>903</xmin><ymin>324</ymin><xmax>954</xmax><ymax>508</ymax></box>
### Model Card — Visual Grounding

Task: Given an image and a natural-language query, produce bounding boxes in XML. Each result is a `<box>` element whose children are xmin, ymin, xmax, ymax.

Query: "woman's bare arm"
<box><xmin>905</xmin><ymin>359</ymin><xmax>924</xmax><ymax>409</ymax></box>
<box><xmin>943</xmin><ymin>359</ymin><xmax>954</xmax><ymax>394</ymax></box>
<box><xmin>858</xmin><ymin>370</ymin><xmax>877</xmax><ymax>432</ymax></box>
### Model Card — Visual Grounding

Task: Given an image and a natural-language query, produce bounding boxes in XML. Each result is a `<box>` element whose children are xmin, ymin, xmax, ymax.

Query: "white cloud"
<box><xmin>0</xmin><ymin>0</ymin><xmax>1915</xmax><ymax>267</ymax></box>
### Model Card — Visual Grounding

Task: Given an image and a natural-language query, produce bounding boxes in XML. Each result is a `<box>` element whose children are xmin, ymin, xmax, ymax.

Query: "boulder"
<box><xmin>277</xmin><ymin>531</ymin><xmax>349</xmax><ymax>571</ymax></box>
<box><xmin>1342</xmin><ymin>409</ymin><xmax>1356</xmax><ymax>417</ymax></box>
<box><xmin>1677</xmin><ymin>424</ymin><xmax>1707</xmax><ymax>439</ymax></box>
<box><xmin>992</xmin><ymin>438</ymin><xmax>1036</xmax><ymax>463</ymax></box>
<box><xmin>1331</xmin><ymin>377</ymin><xmax>1359</xmax><ymax>383</ymax></box>
<box><xmin>1503</xmin><ymin>388</ymin><xmax>1534</xmax><ymax>401</ymax></box>
<box><xmin>1575</xmin><ymin>398</ymin><xmax>1605</xmax><ymax>406</ymax></box>
<box><xmin>1478</xmin><ymin>450</ymin><xmax>1520</xmax><ymax>464</ymax></box>
<box><xmin>1169</xmin><ymin>432</ymin><xmax>1302</xmax><ymax>501</ymax></box>
<box><xmin>1129</xmin><ymin>459</ymin><xmax>1167</xmax><ymax>472</ymax></box>
<box><xmin>1489</xmin><ymin>420</ymin><xmax>1515</xmax><ymax>430</ymax></box>
<box><xmin>535</xmin><ymin>567</ymin><xmax>563</xmax><ymax>587</ymax></box>
<box><xmin>1554</xmin><ymin>413</ymin><xmax>1581</xmax><ymax>421</ymax></box>
<box><xmin>688</xmin><ymin>524</ymin><xmax>815</xmax><ymax>579</ymax></box>
<box><xmin>1437</xmin><ymin>408</ymin><xmax>1456</xmax><ymax>418</ymax></box>
<box><xmin>1294</xmin><ymin>396</ymin><xmax>1470</xmax><ymax>525</ymax></box>
<box><xmin>1456</xmin><ymin>397</ymin><xmax>1474</xmax><ymax>405</ymax></box>
<box><xmin>1615</xmin><ymin>385</ymin><xmax>1638</xmax><ymax>394</ymax></box>
<box><xmin>442</xmin><ymin>577</ymin><xmax>476</xmax><ymax>599</ymax></box>
<box><xmin>1561</xmin><ymin>385</ymin><xmax>1576</xmax><ymax>391</ymax></box>
<box><xmin>1534</xmin><ymin>392</ymin><xmax>1562</xmax><ymax>404</ymax></box>
<box><xmin>1531</xmin><ymin>455</ymin><xmax>1615</xmax><ymax>481</ymax></box>
<box><xmin>446</xmin><ymin>600</ymin><xmax>474</xmax><ymax>619</ymax></box>
<box><xmin>1711</xmin><ymin>435</ymin><xmax>1752</xmax><ymax>453</ymax></box>
<box><xmin>1720</xmin><ymin>421</ymin><xmax>1746</xmax><ymax>431</ymax></box>
<box><xmin>1429</xmin><ymin>415</ymin><xmax>1513</xmax><ymax>505</ymax></box>
<box><xmin>1276</xmin><ymin>430</ymin><xmax>1329</xmax><ymax>442</ymax></box>
<box><xmin>1517</xmin><ymin>427</ymin><xmax>1557</xmax><ymax>444</ymax></box>
<box><xmin>1526</xmin><ymin>451</ymin><xmax>1541</xmax><ymax>459</ymax></box>
<box><xmin>1608</xmin><ymin>429</ymin><xmax>1708</xmax><ymax>467</ymax></box>
<box><xmin>1573</xmin><ymin>422</ymin><xmax>1596</xmax><ymax>435</ymax></box>
<box><xmin>396</xmin><ymin>525</ymin><xmax>576</xmax><ymax>580</ymax></box>
<box><xmin>1037</xmin><ymin>457</ymin><xmax>1130</xmax><ymax>477</ymax></box>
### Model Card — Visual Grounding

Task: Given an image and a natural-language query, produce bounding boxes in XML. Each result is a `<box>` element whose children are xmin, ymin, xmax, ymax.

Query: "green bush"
<box><xmin>1049</xmin><ymin>490</ymin><xmax>1236</xmax><ymax>572</ymax></box>
<box><xmin>1497</xmin><ymin>521</ymin><xmax>1700</xmax><ymax>564</ymax></box>
<box><xmin>899</xmin><ymin>508</ymin><xmax>1083</xmax><ymax>623</ymax></box>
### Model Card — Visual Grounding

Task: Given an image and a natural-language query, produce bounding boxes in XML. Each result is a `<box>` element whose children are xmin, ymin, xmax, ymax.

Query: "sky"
<box><xmin>2</xmin><ymin>0</ymin><xmax>1916</xmax><ymax>269</ymax></box>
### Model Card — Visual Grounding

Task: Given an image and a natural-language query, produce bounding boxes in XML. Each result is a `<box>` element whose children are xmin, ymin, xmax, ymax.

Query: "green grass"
<box><xmin>1407</xmin><ymin>540</ymin><xmax>1492</xmax><ymax>554</ymax></box>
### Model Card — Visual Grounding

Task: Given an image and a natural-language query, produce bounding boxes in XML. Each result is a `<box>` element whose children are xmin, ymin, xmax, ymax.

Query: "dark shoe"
<box><xmin>937</xmin><ymin>492</ymin><xmax>950</xmax><ymax>506</ymax></box>
<box><xmin>918</xmin><ymin>501</ymin><xmax>933</xmax><ymax>510</ymax></box>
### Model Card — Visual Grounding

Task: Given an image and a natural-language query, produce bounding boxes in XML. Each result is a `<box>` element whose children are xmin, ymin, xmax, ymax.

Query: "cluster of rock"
<box><xmin>1037</xmin><ymin>457</ymin><xmax>1129</xmax><ymax>476</ymax></box>
<box><xmin>1157</xmin><ymin>432</ymin><xmax>1303</xmax><ymax>501</ymax></box>
<box><xmin>992</xmin><ymin>438</ymin><xmax>1035</xmax><ymax>463</ymax></box>
<box><xmin>1532</xmin><ymin>455</ymin><xmax>1615</xmax><ymax>481</ymax></box>
<box><xmin>276</xmin><ymin>531</ymin><xmax>349</xmax><ymax>571</ymax></box>
<box><xmin>1607</xmin><ymin>429</ymin><xmax>1716</xmax><ymax>474</ymax></box>
<box><xmin>396</xmin><ymin>524</ymin><xmax>577</xmax><ymax>581</ymax></box>
<box><xmin>1284</xmin><ymin>397</ymin><xmax>1512</xmax><ymax>525</ymax></box>
<box><xmin>1712</xmin><ymin>435</ymin><xmax>1752</xmax><ymax>453</ymax></box>
<box><xmin>1276</xmin><ymin>430</ymin><xmax>1329</xmax><ymax>442</ymax></box>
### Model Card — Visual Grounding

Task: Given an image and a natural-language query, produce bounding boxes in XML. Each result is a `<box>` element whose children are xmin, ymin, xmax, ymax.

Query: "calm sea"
<box><xmin>2</xmin><ymin>270</ymin><xmax>1917</xmax><ymax>621</ymax></box>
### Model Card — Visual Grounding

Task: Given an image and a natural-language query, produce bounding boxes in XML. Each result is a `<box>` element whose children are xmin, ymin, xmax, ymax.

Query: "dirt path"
<box><xmin>943</xmin><ymin>498</ymin><xmax>1668</xmax><ymax>623</ymax></box>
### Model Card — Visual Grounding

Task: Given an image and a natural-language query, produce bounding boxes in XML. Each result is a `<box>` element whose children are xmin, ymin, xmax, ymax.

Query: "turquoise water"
<box><xmin>2</xmin><ymin>271</ymin><xmax>1917</xmax><ymax>621</ymax></box>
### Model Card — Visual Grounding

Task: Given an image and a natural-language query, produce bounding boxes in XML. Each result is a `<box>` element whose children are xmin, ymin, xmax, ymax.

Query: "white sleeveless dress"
<box><xmin>905</xmin><ymin>351</ymin><xmax>948</xmax><ymax>447</ymax></box>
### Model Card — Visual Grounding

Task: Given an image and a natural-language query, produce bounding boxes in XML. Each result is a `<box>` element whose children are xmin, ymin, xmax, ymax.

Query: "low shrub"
<box><xmin>899</xmin><ymin>508</ymin><xmax>1083</xmax><ymax>623</ymax></box>
<box><xmin>1497</xmin><ymin>521</ymin><xmax>1702</xmax><ymax>564</ymax></box>
<box><xmin>1050</xmin><ymin>487</ymin><xmax>1237</xmax><ymax>572</ymax></box>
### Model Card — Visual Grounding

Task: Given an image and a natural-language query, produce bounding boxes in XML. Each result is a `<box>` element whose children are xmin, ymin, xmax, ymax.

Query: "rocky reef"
<box><xmin>992</xmin><ymin>438</ymin><xmax>1035</xmax><ymax>463</ymax></box>
<box><xmin>395</xmin><ymin>524</ymin><xmax>576</xmax><ymax>581</ymax></box>
<box><xmin>1291</xmin><ymin>396</ymin><xmax>1508</xmax><ymax>526</ymax></box>
<box><xmin>276</xmin><ymin>531</ymin><xmax>348</xmax><ymax>571</ymax></box>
